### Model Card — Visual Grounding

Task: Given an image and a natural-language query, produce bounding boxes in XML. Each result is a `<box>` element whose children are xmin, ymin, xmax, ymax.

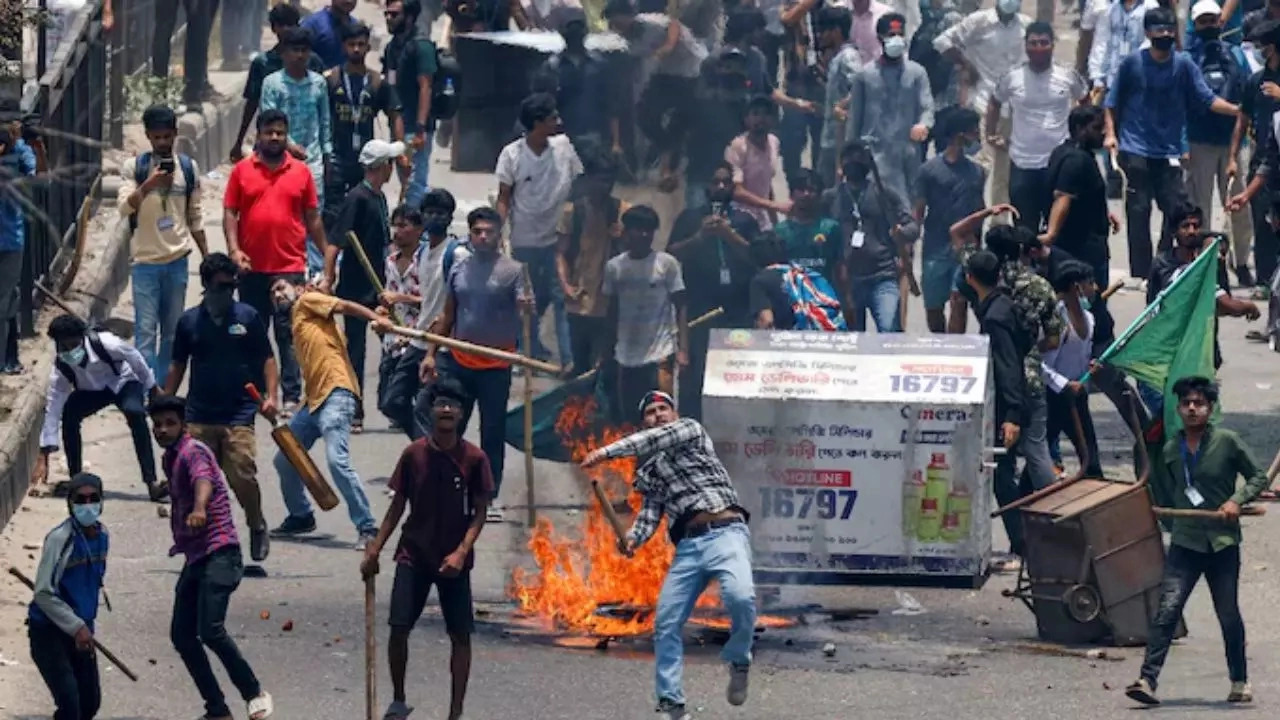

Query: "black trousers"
<box><xmin>343</xmin><ymin>314</ymin><xmax>369</xmax><ymax>421</ymax></box>
<box><xmin>30</xmin><ymin>622</ymin><xmax>100</xmax><ymax>720</ymax></box>
<box><xmin>237</xmin><ymin>272</ymin><xmax>303</xmax><ymax>402</ymax></box>
<box><xmin>62</xmin><ymin>380</ymin><xmax>157</xmax><ymax>487</ymax></box>
<box><xmin>566</xmin><ymin>313</ymin><xmax>608</xmax><ymax>379</ymax></box>
<box><xmin>172</xmin><ymin>547</ymin><xmax>262</xmax><ymax>719</ymax></box>
<box><xmin>637</xmin><ymin>75</ymin><xmax>697</xmax><ymax>165</ymax></box>
<box><xmin>379</xmin><ymin>345</ymin><xmax>426</xmax><ymax>439</ymax></box>
<box><xmin>1140</xmin><ymin>544</ymin><xmax>1246</xmax><ymax>688</ymax></box>
<box><xmin>153</xmin><ymin>0</ymin><xmax>221</xmax><ymax>103</ymax></box>
<box><xmin>1045</xmin><ymin>388</ymin><xmax>1102</xmax><ymax>476</ymax></box>
<box><xmin>1248</xmin><ymin>165</ymin><xmax>1279</xmax><ymax>285</ymax></box>
<box><xmin>1118</xmin><ymin>152</ymin><xmax>1189</xmax><ymax>279</ymax></box>
<box><xmin>1009</xmin><ymin>163</ymin><xmax>1051</xmax><ymax>233</ymax></box>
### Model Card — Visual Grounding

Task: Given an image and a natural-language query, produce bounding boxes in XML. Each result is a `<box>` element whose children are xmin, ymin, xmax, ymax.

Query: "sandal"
<box><xmin>352</xmin><ymin>419</ymin><xmax>364</xmax><ymax>435</ymax></box>
<box><xmin>384</xmin><ymin>700</ymin><xmax>414</xmax><ymax>719</ymax></box>
<box><xmin>248</xmin><ymin>692</ymin><xmax>273</xmax><ymax>720</ymax></box>
<box><xmin>990</xmin><ymin>556</ymin><xmax>1022</xmax><ymax>574</ymax></box>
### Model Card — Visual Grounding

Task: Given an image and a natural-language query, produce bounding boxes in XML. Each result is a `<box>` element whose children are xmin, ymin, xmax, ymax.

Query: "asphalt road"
<box><xmin>4</xmin><ymin>6</ymin><xmax>1280</xmax><ymax>720</ymax></box>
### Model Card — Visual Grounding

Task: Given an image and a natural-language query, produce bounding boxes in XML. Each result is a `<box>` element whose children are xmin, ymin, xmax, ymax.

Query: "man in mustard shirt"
<box><xmin>1125</xmin><ymin>376</ymin><xmax>1267</xmax><ymax>707</ymax></box>
<box><xmin>267</xmin><ymin>279</ymin><xmax>391</xmax><ymax>548</ymax></box>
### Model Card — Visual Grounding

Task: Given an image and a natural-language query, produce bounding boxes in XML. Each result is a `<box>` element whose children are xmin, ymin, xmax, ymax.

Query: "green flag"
<box><xmin>1097</xmin><ymin>239</ymin><xmax>1220</xmax><ymax>439</ymax></box>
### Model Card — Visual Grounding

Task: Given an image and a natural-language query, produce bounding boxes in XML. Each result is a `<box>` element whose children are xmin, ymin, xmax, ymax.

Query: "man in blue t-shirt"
<box><xmin>301</xmin><ymin>0</ymin><xmax>358</xmax><ymax>69</ymax></box>
<box><xmin>1104</xmin><ymin>6</ymin><xmax>1239</xmax><ymax>280</ymax></box>
<box><xmin>165</xmin><ymin>253</ymin><xmax>278</xmax><ymax>565</ymax></box>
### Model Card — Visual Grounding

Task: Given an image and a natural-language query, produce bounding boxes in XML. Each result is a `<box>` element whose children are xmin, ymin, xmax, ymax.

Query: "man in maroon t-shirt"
<box><xmin>361</xmin><ymin>377</ymin><xmax>492</xmax><ymax>720</ymax></box>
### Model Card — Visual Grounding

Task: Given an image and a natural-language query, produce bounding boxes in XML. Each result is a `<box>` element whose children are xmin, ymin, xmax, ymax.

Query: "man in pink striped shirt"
<box><xmin>150</xmin><ymin>394</ymin><xmax>275</xmax><ymax>720</ymax></box>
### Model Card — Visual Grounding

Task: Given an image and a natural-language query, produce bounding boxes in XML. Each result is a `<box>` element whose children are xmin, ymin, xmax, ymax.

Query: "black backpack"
<box><xmin>130</xmin><ymin>152</ymin><xmax>196</xmax><ymax>233</ymax></box>
<box><xmin>54</xmin><ymin>332</ymin><xmax>121</xmax><ymax>389</ymax></box>
<box><xmin>396</xmin><ymin>35</ymin><xmax>462</xmax><ymax>122</ymax></box>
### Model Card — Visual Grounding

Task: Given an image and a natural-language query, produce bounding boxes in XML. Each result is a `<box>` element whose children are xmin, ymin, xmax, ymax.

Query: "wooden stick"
<box><xmin>522</xmin><ymin>266</ymin><xmax>537</xmax><ymax>528</ymax></box>
<box><xmin>8</xmin><ymin>567</ymin><xmax>139</xmax><ymax>682</ymax></box>
<box><xmin>591</xmin><ymin>480</ymin><xmax>628</xmax><ymax>543</ymax></box>
<box><xmin>344</xmin><ymin>231</ymin><xmax>404</xmax><ymax>326</ymax></box>
<box><xmin>1100</xmin><ymin>279</ymin><xmax>1125</xmax><ymax>301</ymax></box>
<box><xmin>1152</xmin><ymin>506</ymin><xmax>1265</xmax><ymax>520</ymax></box>
<box><xmin>382</xmin><ymin>325</ymin><xmax>563</xmax><ymax>375</ymax></box>
<box><xmin>365</xmin><ymin>575</ymin><xmax>376</xmax><ymax>720</ymax></box>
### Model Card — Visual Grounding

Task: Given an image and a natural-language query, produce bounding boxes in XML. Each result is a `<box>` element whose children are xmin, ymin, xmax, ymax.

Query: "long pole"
<box><xmin>345</xmin><ymin>231</ymin><xmax>405</xmax><ymax>326</ymax></box>
<box><xmin>365</xmin><ymin>576</ymin><xmax>376</xmax><ymax>720</ymax></box>
<box><xmin>522</xmin><ymin>267</ymin><xmax>537</xmax><ymax>528</ymax></box>
<box><xmin>382</xmin><ymin>325</ymin><xmax>562</xmax><ymax>375</ymax></box>
<box><xmin>8</xmin><ymin>567</ymin><xmax>139</xmax><ymax>682</ymax></box>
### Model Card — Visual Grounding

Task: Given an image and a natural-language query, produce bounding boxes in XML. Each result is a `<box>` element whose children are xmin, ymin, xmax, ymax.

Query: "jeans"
<box><xmin>848</xmin><ymin>277</ymin><xmax>901</xmax><ymax>332</ymax></box>
<box><xmin>343</xmin><ymin>314</ymin><xmax>370</xmax><ymax>422</ymax></box>
<box><xmin>274</xmin><ymin>389</ymin><xmax>376</xmax><ymax>533</ymax></box>
<box><xmin>654</xmin><ymin>523</ymin><xmax>755</xmax><ymax>706</ymax></box>
<box><xmin>1139</xmin><ymin>544</ymin><xmax>1246</xmax><ymax>688</ymax></box>
<box><xmin>992</xmin><ymin>390</ymin><xmax>1055</xmax><ymax>555</ymax></box>
<box><xmin>1009</xmin><ymin>163</ymin><xmax>1050</xmax><ymax>233</ymax></box>
<box><xmin>1118</xmin><ymin>151</ymin><xmax>1189</xmax><ymax>279</ymax></box>
<box><xmin>62</xmin><ymin>380</ymin><xmax>158</xmax><ymax>487</ymax></box>
<box><xmin>171</xmin><ymin>547</ymin><xmax>262</xmax><ymax>719</ymax></box>
<box><xmin>1248</xmin><ymin>164</ymin><xmax>1278</xmax><ymax>285</ymax></box>
<box><xmin>131</xmin><ymin>254</ymin><xmax>189</xmax><ymax>388</ymax></box>
<box><xmin>30</xmin><ymin>622</ymin><xmax>100</xmax><ymax>720</ymax></box>
<box><xmin>512</xmin><ymin>245</ymin><xmax>571</xmax><ymax>364</ymax></box>
<box><xmin>424</xmin><ymin>353</ymin><xmax>513</xmax><ymax>495</ymax></box>
<box><xmin>238</xmin><ymin>271</ymin><xmax>303</xmax><ymax>402</ymax></box>
<box><xmin>378</xmin><ymin>345</ymin><xmax>426</xmax><ymax>439</ymax></box>
<box><xmin>403</xmin><ymin>138</ymin><xmax>433</xmax><ymax>211</ymax></box>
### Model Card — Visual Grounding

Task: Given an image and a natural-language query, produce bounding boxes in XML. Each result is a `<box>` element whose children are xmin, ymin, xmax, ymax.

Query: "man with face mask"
<box><xmin>989</xmin><ymin>23</ymin><xmax>1088</xmax><ymax>233</ymax></box>
<box><xmin>1105</xmin><ymin>6</ymin><xmax>1240</xmax><ymax>281</ymax></box>
<box><xmin>827</xmin><ymin>139</ymin><xmax>920</xmax><ymax>332</ymax></box>
<box><xmin>1186</xmin><ymin>2</ymin><xmax>1254</xmax><ymax>287</ymax></box>
<box><xmin>1228</xmin><ymin>20</ymin><xmax>1280</xmax><ymax>296</ymax></box>
<box><xmin>165</xmin><ymin>252</ymin><xmax>280</xmax><ymax>564</ymax></box>
<box><xmin>33</xmin><ymin>315</ymin><xmax>160</xmax><ymax>500</ymax></box>
<box><xmin>935</xmin><ymin>0</ymin><xmax>1028</xmax><ymax>210</ymax></box>
<box><xmin>845</xmin><ymin>13</ymin><xmax>933</xmax><ymax>203</ymax></box>
<box><xmin>28</xmin><ymin>471</ymin><xmax>108</xmax><ymax>720</ymax></box>
<box><xmin>119</xmin><ymin>105</ymin><xmax>209</xmax><ymax>390</ymax></box>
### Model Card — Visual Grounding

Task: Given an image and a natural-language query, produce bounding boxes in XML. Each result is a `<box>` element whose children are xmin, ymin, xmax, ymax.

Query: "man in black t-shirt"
<box><xmin>326</xmin><ymin>22</ymin><xmax>402</xmax><ymax>202</ymax></box>
<box><xmin>1042</xmin><ymin>105</ymin><xmax>1117</xmax><ymax>291</ymax></box>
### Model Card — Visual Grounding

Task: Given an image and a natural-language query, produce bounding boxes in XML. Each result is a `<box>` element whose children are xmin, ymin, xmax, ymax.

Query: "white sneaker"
<box><xmin>727</xmin><ymin>663</ymin><xmax>749</xmax><ymax>705</ymax></box>
<box><xmin>486</xmin><ymin>507</ymin><xmax>504</xmax><ymax>523</ymax></box>
<box><xmin>1228</xmin><ymin>681</ymin><xmax>1253</xmax><ymax>703</ymax></box>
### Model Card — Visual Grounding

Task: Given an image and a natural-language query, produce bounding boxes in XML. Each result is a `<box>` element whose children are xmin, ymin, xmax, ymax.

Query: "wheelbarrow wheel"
<box><xmin>1063</xmin><ymin>584</ymin><xmax>1102</xmax><ymax>624</ymax></box>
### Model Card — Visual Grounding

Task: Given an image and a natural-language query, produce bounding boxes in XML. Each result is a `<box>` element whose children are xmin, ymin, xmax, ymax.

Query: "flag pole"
<box><xmin>1080</xmin><ymin>237</ymin><xmax>1219</xmax><ymax>383</ymax></box>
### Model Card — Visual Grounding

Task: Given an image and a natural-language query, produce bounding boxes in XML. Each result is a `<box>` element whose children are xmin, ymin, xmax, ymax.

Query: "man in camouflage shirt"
<box><xmin>989</xmin><ymin>224</ymin><xmax>1061</xmax><ymax>492</ymax></box>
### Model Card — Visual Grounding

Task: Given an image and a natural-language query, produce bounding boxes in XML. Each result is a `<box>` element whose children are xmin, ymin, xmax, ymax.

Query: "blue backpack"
<box><xmin>768</xmin><ymin>264</ymin><xmax>847</xmax><ymax>331</ymax></box>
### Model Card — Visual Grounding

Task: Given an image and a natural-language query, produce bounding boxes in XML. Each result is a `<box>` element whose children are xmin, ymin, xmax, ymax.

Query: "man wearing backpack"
<box><xmin>31</xmin><ymin>315</ymin><xmax>163</xmax><ymax>501</ymax></box>
<box><xmin>326</xmin><ymin>21</ymin><xmax>403</xmax><ymax>206</ymax></box>
<box><xmin>119</xmin><ymin>104</ymin><xmax>208</xmax><ymax>390</ymax></box>
<box><xmin>1187</xmin><ymin>1</ymin><xmax>1255</xmax><ymax>286</ymax></box>
<box><xmin>384</xmin><ymin>0</ymin><xmax>440</xmax><ymax>210</ymax></box>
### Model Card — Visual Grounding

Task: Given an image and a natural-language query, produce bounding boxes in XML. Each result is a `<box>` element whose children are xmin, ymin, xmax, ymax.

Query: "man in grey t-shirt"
<box><xmin>601</xmin><ymin>205</ymin><xmax>688</xmax><ymax>422</ymax></box>
<box><xmin>421</xmin><ymin>206</ymin><xmax>532</xmax><ymax>522</ymax></box>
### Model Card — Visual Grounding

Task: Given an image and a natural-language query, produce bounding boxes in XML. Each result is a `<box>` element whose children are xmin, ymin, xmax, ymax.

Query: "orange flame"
<box><xmin>509</xmin><ymin>392</ymin><xmax>718</xmax><ymax>636</ymax></box>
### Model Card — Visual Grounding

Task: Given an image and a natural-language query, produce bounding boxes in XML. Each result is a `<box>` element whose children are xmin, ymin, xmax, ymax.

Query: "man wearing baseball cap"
<box><xmin>324</xmin><ymin>139</ymin><xmax>405</xmax><ymax>432</ymax></box>
<box><xmin>581</xmin><ymin>390</ymin><xmax>755</xmax><ymax>720</ymax></box>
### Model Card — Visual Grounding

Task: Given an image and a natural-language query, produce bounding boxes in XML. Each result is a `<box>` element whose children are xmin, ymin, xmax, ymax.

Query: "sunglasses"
<box><xmin>72</xmin><ymin>493</ymin><xmax>101</xmax><ymax>505</ymax></box>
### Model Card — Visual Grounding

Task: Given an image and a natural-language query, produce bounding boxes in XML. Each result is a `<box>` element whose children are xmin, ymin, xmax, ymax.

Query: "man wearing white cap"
<box><xmin>1186</xmin><ymin>0</ymin><xmax>1254</xmax><ymax>286</ymax></box>
<box><xmin>324</xmin><ymin>139</ymin><xmax>405</xmax><ymax>432</ymax></box>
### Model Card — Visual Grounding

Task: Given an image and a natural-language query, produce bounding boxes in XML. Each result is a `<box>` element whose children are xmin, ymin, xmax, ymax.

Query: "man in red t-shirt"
<box><xmin>360</xmin><ymin>377</ymin><xmax>492</xmax><ymax>720</ymax></box>
<box><xmin>223</xmin><ymin>109</ymin><xmax>330</xmax><ymax>413</ymax></box>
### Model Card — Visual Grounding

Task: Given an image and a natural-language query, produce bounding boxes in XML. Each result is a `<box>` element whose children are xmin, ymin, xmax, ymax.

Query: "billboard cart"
<box><xmin>703</xmin><ymin>330</ymin><xmax>994</xmax><ymax>588</ymax></box>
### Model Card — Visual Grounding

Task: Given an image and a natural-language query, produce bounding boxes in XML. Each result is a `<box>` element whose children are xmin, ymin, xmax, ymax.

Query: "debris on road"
<box><xmin>281</xmin><ymin>620</ymin><xmax>294</xmax><ymax>632</ymax></box>
<box><xmin>996</xmin><ymin>642</ymin><xmax>1125</xmax><ymax>662</ymax></box>
<box><xmin>822</xmin><ymin>642</ymin><xmax>837</xmax><ymax>657</ymax></box>
<box><xmin>0</xmin><ymin>653</ymin><xmax>18</xmax><ymax>667</ymax></box>
<box><xmin>156</xmin><ymin>505</ymin><xmax>170</xmax><ymax>518</ymax></box>
<box><xmin>260</xmin><ymin>610</ymin><xmax>271</xmax><ymax>620</ymax></box>
<box><xmin>892</xmin><ymin>591</ymin><xmax>926</xmax><ymax>616</ymax></box>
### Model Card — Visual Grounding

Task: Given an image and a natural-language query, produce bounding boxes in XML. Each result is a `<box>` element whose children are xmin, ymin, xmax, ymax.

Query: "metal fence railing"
<box><xmin>17</xmin><ymin>0</ymin><xmax>107</xmax><ymax>336</ymax></box>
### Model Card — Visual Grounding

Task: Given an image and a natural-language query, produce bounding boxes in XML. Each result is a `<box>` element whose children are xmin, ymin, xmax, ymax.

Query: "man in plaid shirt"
<box><xmin>581</xmin><ymin>390</ymin><xmax>755</xmax><ymax>720</ymax></box>
<box><xmin>149</xmin><ymin>394</ymin><xmax>274</xmax><ymax>720</ymax></box>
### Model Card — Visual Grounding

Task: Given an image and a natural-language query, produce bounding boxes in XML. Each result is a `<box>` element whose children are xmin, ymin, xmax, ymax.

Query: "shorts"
<box><xmin>388</xmin><ymin>562</ymin><xmax>474</xmax><ymax>635</ymax></box>
<box><xmin>921</xmin><ymin>251</ymin><xmax>961</xmax><ymax>311</ymax></box>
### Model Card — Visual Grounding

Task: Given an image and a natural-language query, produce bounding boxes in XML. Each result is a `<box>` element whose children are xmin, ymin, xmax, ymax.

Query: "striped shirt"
<box><xmin>383</xmin><ymin>242</ymin><xmax>425</xmax><ymax>353</ymax></box>
<box><xmin>993</xmin><ymin>62</ymin><xmax>1088</xmax><ymax>170</ymax></box>
<box><xmin>600</xmin><ymin>418</ymin><xmax>744</xmax><ymax>547</ymax></box>
<box><xmin>163</xmin><ymin>434</ymin><xmax>239</xmax><ymax>562</ymax></box>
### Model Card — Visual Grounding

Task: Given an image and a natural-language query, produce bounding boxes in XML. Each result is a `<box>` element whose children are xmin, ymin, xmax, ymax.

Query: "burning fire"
<box><xmin>510</xmin><ymin>393</ymin><xmax>719</xmax><ymax>636</ymax></box>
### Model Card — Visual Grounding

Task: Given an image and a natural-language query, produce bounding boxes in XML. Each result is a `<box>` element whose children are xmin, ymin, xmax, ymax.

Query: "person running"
<box><xmin>581</xmin><ymin>390</ymin><xmax>755</xmax><ymax>720</ymax></box>
<box><xmin>361</xmin><ymin>378</ymin><xmax>492</xmax><ymax>720</ymax></box>
<box><xmin>1124</xmin><ymin>376</ymin><xmax>1266</xmax><ymax>706</ymax></box>
<box><xmin>267</xmin><ymin>279</ymin><xmax>391</xmax><ymax>547</ymax></box>
<box><xmin>27</xmin><ymin>472</ymin><xmax>108</xmax><ymax>720</ymax></box>
<box><xmin>149</xmin><ymin>395</ymin><xmax>274</xmax><ymax>720</ymax></box>
<box><xmin>32</xmin><ymin>315</ymin><xmax>162</xmax><ymax>501</ymax></box>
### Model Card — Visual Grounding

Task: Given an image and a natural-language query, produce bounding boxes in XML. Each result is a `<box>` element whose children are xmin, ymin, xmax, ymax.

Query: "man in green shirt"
<box><xmin>773</xmin><ymin>169</ymin><xmax>843</xmax><ymax>289</ymax></box>
<box><xmin>1126</xmin><ymin>376</ymin><xmax>1266</xmax><ymax>707</ymax></box>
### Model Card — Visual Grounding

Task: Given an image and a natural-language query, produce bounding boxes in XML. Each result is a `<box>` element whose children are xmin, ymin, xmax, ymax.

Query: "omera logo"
<box><xmin>900</xmin><ymin>407</ymin><xmax>971</xmax><ymax>422</ymax></box>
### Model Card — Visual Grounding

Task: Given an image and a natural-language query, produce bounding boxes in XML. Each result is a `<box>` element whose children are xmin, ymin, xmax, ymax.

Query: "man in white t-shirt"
<box><xmin>601</xmin><ymin>205</ymin><xmax>689</xmax><ymax>422</ymax></box>
<box><xmin>990</xmin><ymin>22</ymin><xmax>1088</xmax><ymax>232</ymax></box>
<box><xmin>496</xmin><ymin>92</ymin><xmax>582</xmax><ymax>369</ymax></box>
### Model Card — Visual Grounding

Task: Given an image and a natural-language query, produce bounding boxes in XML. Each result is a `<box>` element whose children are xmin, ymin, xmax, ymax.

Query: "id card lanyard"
<box><xmin>343</xmin><ymin>70</ymin><xmax>368</xmax><ymax>150</ymax></box>
<box><xmin>1180</xmin><ymin>435</ymin><xmax>1206</xmax><ymax>507</ymax></box>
